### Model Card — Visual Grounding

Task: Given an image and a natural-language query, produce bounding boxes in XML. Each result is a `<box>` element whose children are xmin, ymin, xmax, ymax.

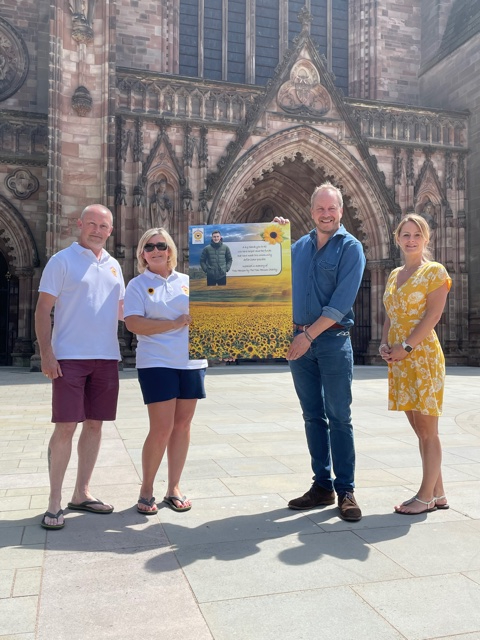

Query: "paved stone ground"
<box><xmin>1</xmin><ymin>364</ymin><xmax>480</xmax><ymax>640</ymax></box>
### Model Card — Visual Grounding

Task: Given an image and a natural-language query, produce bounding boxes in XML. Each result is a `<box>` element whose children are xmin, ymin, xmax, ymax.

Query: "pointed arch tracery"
<box><xmin>210</xmin><ymin>125</ymin><xmax>393</xmax><ymax>261</ymax></box>
<box><xmin>0</xmin><ymin>195</ymin><xmax>39</xmax><ymax>272</ymax></box>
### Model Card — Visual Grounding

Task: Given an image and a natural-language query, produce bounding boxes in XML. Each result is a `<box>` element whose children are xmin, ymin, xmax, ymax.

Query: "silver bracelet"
<box><xmin>378</xmin><ymin>343</ymin><xmax>389</xmax><ymax>354</ymax></box>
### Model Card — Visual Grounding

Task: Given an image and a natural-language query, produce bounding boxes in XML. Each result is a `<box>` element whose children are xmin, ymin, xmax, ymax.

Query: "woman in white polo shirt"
<box><xmin>124</xmin><ymin>228</ymin><xmax>207</xmax><ymax>514</ymax></box>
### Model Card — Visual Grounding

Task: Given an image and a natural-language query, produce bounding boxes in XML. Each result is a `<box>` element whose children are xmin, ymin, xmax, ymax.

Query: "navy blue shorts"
<box><xmin>137</xmin><ymin>367</ymin><xmax>206</xmax><ymax>404</ymax></box>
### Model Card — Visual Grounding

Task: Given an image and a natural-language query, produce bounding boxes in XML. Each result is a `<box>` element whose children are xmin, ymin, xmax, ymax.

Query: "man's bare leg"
<box><xmin>44</xmin><ymin>422</ymin><xmax>77</xmax><ymax>526</ymax></box>
<box><xmin>70</xmin><ymin>420</ymin><xmax>112</xmax><ymax>511</ymax></box>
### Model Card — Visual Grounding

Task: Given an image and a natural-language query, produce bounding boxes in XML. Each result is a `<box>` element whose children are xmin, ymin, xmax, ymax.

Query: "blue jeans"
<box><xmin>289</xmin><ymin>329</ymin><xmax>355</xmax><ymax>495</ymax></box>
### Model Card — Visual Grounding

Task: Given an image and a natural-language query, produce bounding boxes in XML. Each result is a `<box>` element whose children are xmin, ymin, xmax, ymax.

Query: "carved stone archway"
<box><xmin>209</xmin><ymin>125</ymin><xmax>393</xmax><ymax>264</ymax></box>
<box><xmin>0</xmin><ymin>195</ymin><xmax>40</xmax><ymax>366</ymax></box>
<box><xmin>209</xmin><ymin>125</ymin><xmax>397</xmax><ymax>356</ymax></box>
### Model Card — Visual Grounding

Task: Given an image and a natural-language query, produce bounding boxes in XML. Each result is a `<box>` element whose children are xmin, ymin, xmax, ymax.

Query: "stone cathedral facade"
<box><xmin>0</xmin><ymin>0</ymin><xmax>479</xmax><ymax>366</ymax></box>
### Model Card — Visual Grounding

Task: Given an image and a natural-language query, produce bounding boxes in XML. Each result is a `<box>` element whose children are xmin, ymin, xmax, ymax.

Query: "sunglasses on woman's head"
<box><xmin>144</xmin><ymin>242</ymin><xmax>168</xmax><ymax>252</ymax></box>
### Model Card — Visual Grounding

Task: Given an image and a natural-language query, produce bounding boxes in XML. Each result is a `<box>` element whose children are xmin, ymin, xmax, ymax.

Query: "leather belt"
<box><xmin>293</xmin><ymin>323</ymin><xmax>345</xmax><ymax>332</ymax></box>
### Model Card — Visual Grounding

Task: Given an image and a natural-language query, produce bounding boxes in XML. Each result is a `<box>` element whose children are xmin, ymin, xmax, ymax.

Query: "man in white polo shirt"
<box><xmin>35</xmin><ymin>204</ymin><xmax>125</xmax><ymax>530</ymax></box>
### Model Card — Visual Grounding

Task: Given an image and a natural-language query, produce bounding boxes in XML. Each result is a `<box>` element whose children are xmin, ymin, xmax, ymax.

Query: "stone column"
<box><xmin>366</xmin><ymin>259</ymin><xmax>395</xmax><ymax>364</ymax></box>
<box><xmin>48</xmin><ymin>0</ymin><xmax>117</xmax><ymax>251</ymax></box>
<box><xmin>12</xmin><ymin>268</ymin><xmax>35</xmax><ymax>367</ymax></box>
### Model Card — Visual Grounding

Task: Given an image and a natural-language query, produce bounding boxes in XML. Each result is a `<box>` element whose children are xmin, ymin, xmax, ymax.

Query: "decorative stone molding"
<box><xmin>132</xmin><ymin>182</ymin><xmax>144</xmax><ymax>207</ymax></box>
<box><xmin>5</xmin><ymin>169</ymin><xmax>39</xmax><ymax>200</ymax></box>
<box><xmin>0</xmin><ymin>111</ymin><xmax>47</xmax><ymax>163</ymax></box>
<box><xmin>133</xmin><ymin>118</ymin><xmax>143</xmax><ymax>162</ymax></box>
<box><xmin>117</xmin><ymin>71</ymin><xmax>261</xmax><ymax>123</ymax></box>
<box><xmin>115</xmin><ymin>183</ymin><xmax>127</xmax><ymax>206</ymax></box>
<box><xmin>0</xmin><ymin>17</ymin><xmax>29</xmax><ymax>102</ymax></box>
<box><xmin>346</xmin><ymin>99</ymin><xmax>468</xmax><ymax>150</ymax></box>
<box><xmin>298</xmin><ymin>6</ymin><xmax>313</xmax><ymax>34</ymax></box>
<box><xmin>278</xmin><ymin>59</ymin><xmax>332</xmax><ymax>116</ymax></box>
<box><xmin>72</xmin><ymin>85</ymin><xmax>93</xmax><ymax>116</ymax></box>
<box><xmin>69</xmin><ymin>0</ymin><xmax>96</xmax><ymax>44</ymax></box>
<box><xmin>182</xmin><ymin>187</ymin><xmax>193</xmax><ymax>212</ymax></box>
<box><xmin>198</xmin><ymin>189</ymin><xmax>209</xmax><ymax>216</ymax></box>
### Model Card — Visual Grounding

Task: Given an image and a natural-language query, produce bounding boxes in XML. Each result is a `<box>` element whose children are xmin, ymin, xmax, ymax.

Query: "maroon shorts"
<box><xmin>52</xmin><ymin>359</ymin><xmax>119</xmax><ymax>424</ymax></box>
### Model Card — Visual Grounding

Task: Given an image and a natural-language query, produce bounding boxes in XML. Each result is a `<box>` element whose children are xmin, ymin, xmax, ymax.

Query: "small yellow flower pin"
<box><xmin>110</xmin><ymin>267</ymin><xmax>117</xmax><ymax>277</ymax></box>
<box><xmin>147</xmin><ymin>287</ymin><xmax>154</xmax><ymax>295</ymax></box>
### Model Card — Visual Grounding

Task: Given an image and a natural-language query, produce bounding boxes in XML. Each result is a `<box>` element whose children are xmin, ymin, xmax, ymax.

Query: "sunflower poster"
<box><xmin>188</xmin><ymin>222</ymin><xmax>292</xmax><ymax>360</ymax></box>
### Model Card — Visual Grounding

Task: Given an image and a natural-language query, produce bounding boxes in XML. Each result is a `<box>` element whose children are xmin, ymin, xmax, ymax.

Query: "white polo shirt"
<box><xmin>124</xmin><ymin>269</ymin><xmax>207</xmax><ymax>370</ymax></box>
<box><xmin>38</xmin><ymin>243</ymin><xmax>125</xmax><ymax>360</ymax></box>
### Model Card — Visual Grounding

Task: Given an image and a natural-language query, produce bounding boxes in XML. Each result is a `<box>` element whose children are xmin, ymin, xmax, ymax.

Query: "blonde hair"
<box><xmin>310</xmin><ymin>181</ymin><xmax>343</xmax><ymax>208</ymax></box>
<box><xmin>136</xmin><ymin>227</ymin><xmax>178</xmax><ymax>273</ymax></box>
<box><xmin>394</xmin><ymin>214</ymin><xmax>433</xmax><ymax>261</ymax></box>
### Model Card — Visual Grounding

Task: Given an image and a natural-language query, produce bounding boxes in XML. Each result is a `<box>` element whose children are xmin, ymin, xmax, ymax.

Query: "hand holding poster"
<box><xmin>188</xmin><ymin>223</ymin><xmax>292</xmax><ymax>360</ymax></box>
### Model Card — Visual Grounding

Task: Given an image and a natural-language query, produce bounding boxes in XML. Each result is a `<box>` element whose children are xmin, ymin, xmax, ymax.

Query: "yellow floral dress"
<box><xmin>383</xmin><ymin>262</ymin><xmax>452</xmax><ymax>416</ymax></box>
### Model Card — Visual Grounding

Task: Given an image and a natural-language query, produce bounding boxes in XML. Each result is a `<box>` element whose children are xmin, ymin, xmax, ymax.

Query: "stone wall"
<box><xmin>419</xmin><ymin>32</ymin><xmax>480</xmax><ymax>363</ymax></box>
<box><xmin>349</xmin><ymin>0</ymin><xmax>421</xmax><ymax>104</ymax></box>
<box><xmin>0</xmin><ymin>0</ymin><xmax>49</xmax><ymax>112</ymax></box>
<box><xmin>116</xmin><ymin>0</ymin><xmax>175</xmax><ymax>73</ymax></box>
<box><xmin>420</xmin><ymin>0</ymin><xmax>454</xmax><ymax>65</ymax></box>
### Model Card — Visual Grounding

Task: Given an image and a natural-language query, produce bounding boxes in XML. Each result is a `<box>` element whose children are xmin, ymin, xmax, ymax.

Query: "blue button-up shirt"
<box><xmin>292</xmin><ymin>225</ymin><xmax>366</xmax><ymax>328</ymax></box>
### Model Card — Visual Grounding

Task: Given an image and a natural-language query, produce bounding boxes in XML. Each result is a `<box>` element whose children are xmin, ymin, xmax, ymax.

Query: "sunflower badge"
<box><xmin>110</xmin><ymin>267</ymin><xmax>117</xmax><ymax>277</ymax></box>
<box><xmin>262</xmin><ymin>224</ymin><xmax>284</xmax><ymax>245</ymax></box>
<box><xmin>192</xmin><ymin>228</ymin><xmax>205</xmax><ymax>244</ymax></box>
<box><xmin>147</xmin><ymin>287</ymin><xmax>155</xmax><ymax>295</ymax></box>
<box><xmin>181</xmin><ymin>285</ymin><xmax>189</xmax><ymax>295</ymax></box>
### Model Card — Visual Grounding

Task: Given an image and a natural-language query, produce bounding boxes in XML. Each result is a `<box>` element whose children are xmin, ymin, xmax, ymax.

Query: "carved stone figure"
<box><xmin>69</xmin><ymin>0</ymin><xmax>97</xmax><ymax>43</ymax></box>
<box><xmin>420</xmin><ymin>199</ymin><xmax>438</xmax><ymax>230</ymax></box>
<box><xmin>182</xmin><ymin>187</ymin><xmax>193</xmax><ymax>212</ymax></box>
<box><xmin>149</xmin><ymin>179</ymin><xmax>173</xmax><ymax>228</ymax></box>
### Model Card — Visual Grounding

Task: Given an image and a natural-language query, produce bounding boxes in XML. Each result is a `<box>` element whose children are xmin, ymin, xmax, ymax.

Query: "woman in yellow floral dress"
<box><xmin>380</xmin><ymin>214</ymin><xmax>451</xmax><ymax>515</ymax></box>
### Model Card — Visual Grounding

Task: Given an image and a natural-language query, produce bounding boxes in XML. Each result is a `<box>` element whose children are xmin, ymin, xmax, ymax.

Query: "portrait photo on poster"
<box><xmin>188</xmin><ymin>222</ymin><xmax>292</xmax><ymax>360</ymax></box>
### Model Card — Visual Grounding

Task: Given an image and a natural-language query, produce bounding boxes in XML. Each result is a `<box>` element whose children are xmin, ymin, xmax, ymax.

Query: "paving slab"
<box><xmin>1</xmin><ymin>364</ymin><xmax>480</xmax><ymax>639</ymax></box>
<box><xmin>353</xmin><ymin>574</ymin><xmax>480</xmax><ymax>640</ymax></box>
<box><xmin>200</xmin><ymin>587</ymin><xmax>405</xmax><ymax>640</ymax></box>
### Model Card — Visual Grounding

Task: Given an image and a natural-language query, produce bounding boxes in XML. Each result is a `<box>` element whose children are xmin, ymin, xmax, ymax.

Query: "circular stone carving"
<box><xmin>5</xmin><ymin>168</ymin><xmax>39</xmax><ymax>200</ymax></box>
<box><xmin>0</xmin><ymin>18</ymin><xmax>29</xmax><ymax>102</ymax></box>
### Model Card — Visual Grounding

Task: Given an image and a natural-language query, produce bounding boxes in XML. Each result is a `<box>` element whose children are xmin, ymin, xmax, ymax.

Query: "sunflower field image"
<box><xmin>188</xmin><ymin>223</ymin><xmax>292</xmax><ymax>360</ymax></box>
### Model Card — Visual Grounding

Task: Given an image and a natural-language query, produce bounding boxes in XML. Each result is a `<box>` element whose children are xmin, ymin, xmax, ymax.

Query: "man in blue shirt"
<box><xmin>282</xmin><ymin>182</ymin><xmax>366</xmax><ymax>521</ymax></box>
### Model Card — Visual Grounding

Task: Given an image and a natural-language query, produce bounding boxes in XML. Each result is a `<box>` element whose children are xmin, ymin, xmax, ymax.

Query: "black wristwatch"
<box><xmin>401</xmin><ymin>340</ymin><xmax>413</xmax><ymax>353</ymax></box>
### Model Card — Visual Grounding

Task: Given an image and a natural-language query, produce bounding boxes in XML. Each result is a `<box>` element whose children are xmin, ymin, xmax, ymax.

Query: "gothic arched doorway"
<box><xmin>0</xmin><ymin>195</ymin><xmax>40</xmax><ymax>366</ymax></box>
<box><xmin>0</xmin><ymin>251</ymin><xmax>19</xmax><ymax>365</ymax></box>
<box><xmin>220</xmin><ymin>153</ymin><xmax>372</xmax><ymax>361</ymax></box>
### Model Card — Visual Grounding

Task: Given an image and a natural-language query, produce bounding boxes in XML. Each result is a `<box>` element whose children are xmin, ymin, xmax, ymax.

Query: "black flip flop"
<box><xmin>67</xmin><ymin>499</ymin><xmax>114</xmax><ymax>514</ymax></box>
<box><xmin>137</xmin><ymin>496</ymin><xmax>158</xmax><ymax>515</ymax></box>
<box><xmin>41</xmin><ymin>509</ymin><xmax>65</xmax><ymax>530</ymax></box>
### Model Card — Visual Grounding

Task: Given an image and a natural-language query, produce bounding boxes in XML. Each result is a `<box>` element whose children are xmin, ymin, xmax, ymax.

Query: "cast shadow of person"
<box><xmin>1</xmin><ymin>504</ymin><xmax>416</xmax><ymax>567</ymax></box>
<box><xmin>143</xmin><ymin>504</ymin><xmax>416</xmax><ymax>574</ymax></box>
